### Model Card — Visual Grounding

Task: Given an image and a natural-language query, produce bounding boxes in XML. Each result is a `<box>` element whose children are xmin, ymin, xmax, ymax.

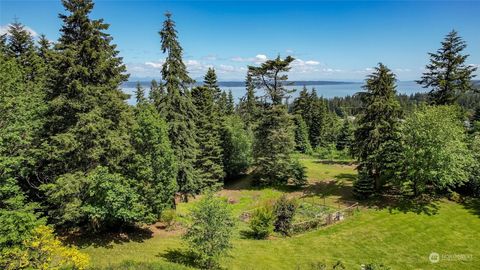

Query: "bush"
<box><xmin>183</xmin><ymin>193</ymin><xmax>235</xmax><ymax>269</ymax></box>
<box><xmin>161</xmin><ymin>209</ymin><xmax>177</xmax><ymax>229</ymax></box>
<box><xmin>0</xmin><ymin>225</ymin><xmax>89</xmax><ymax>270</ymax></box>
<box><xmin>289</xmin><ymin>158</ymin><xmax>307</xmax><ymax>187</ymax></box>
<box><xmin>249</xmin><ymin>206</ymin><xmax>275</xmax><ymax>239</ymax></box>
<box><xmin>274</xmin><ymin>195</ymin><xmax>297</xmax><ymax>236</ymax></box>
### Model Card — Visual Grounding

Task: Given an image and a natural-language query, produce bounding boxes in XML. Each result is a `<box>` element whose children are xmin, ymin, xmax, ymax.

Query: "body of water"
<box><xmin>122</xmin><ymin>81</ymin><xmax>426</xmax><ymax>105</ymax></box>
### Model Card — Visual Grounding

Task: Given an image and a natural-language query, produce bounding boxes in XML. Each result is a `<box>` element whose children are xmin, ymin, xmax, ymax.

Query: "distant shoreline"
<box><xmin>122</xmin><ymin>80</ymin><xmax>360</xmax><ymax>88</ymax></box>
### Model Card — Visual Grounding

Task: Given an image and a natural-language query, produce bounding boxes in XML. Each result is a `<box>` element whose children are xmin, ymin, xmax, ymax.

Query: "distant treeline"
<box><xmin>327</xmin><ymin>91</ymin><xmax>480</xmax><ymax>117</ymax></box>
<box><xmin>123</xmin><ymin>80</ymin><xmax>356</xmax><ymax>88</ymax></box>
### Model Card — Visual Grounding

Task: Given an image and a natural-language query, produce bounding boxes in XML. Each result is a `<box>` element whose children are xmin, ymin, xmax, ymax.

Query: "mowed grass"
<box><xmin>82</xmin><ymin>155</ymin><xmax>480</xmax><ymax>270</ymax></box>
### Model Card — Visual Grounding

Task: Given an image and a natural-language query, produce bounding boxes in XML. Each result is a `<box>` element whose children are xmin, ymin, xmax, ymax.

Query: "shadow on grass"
<box><xmin>361</xmin><ymin>194</ymin><xmax>440</xmax><ymax>216</ymax></box>
<box><xmin>302</xmin><ymin>179</ymin><xmax>354</xmax><ymax>202</ymax></box>
<box><xmin>335</xmin><ymin>173</ymin><xmax>357</xmax><ymax>182</ymax></box>
<box><xmin>159</xmin><ymin>248</ymin><xmax>198</xmax><ymax>269</ymax></box>
<box><xmin>63</xmin><ymin>225</ymin><xmax>153</xmax><ymax>249</ymax></box>
<box><xmin>314</xmin><ymin>160</ymin><xmax>355</xmax><ymax>166</ymax></box>
<box><xmin>461</xmin><ymin>198</ymin><xmax>480</xmax><ymax>218</ymax></box>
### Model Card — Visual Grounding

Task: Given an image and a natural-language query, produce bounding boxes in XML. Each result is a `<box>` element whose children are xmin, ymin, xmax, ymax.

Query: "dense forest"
<box><xmin>1</xmin><ymin>0</ymin><xmax>479</xmax><ymax>269</ymax></box>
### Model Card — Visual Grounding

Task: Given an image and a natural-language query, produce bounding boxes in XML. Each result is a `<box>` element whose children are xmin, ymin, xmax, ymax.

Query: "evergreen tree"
<box><xmin>308</xmin><ymin>90</ymin><xmax>327</xmax><ymax>147</ymax></box>
<box><xmin>6</xmin><ymin>21</ymin><xmax>43</xmax><ymax>83</ymax></box>
<box><xmin>238</xmin><ymin>72</ymin><xmax>259</xmax><ymax>128</ymax></box>
<box><xmin>40</xmin><ymin>0</ymin><xmax>136</xmax><ymax>226</ymax></box>
<box><xmin>417</xmin><ymin>30</ymin><xmax>477</xmax><ymax>105</ymax></box>
<box><xmin>159</xmin><ymin>12</ymin><xmax>199</xmax><ymax>200</ymax></box>
<box><xmin>130</xmin><ymin>99</ymin><xmax>177</xmax><ymax>220</ymax></box>
<box><xmin>204</xmin><ymin>67</ymin><xmax>221</xmax><ymax>101</ymax></box>
<box><xmin>253</xmin><ymin>105</ymin><xmax>300</xmax><ymax>186</ymax></box>
<box><xmin>293</xmin><ymin>115</ymin><xmax>312</xmax><ymax>154</ymax></box>
<box><xmin>221</xmin><ymin>115</ymin><xmax>253</xmax><ymax>178</ymax></box>
<box><xmin>148</xmin><ymin>79</ymin><xmax>164</xmax><ymax>110</ymax></box>
<box><xmin>135</xmin><ymin>82</ymin><xmax>146</xmax><ymax>104</ymax></box>
<box><xmin>250</xmin><ymin>55</ymin><xmax>304</xmax><ymax>185</ymax></box>
<box><xmin>226</xmin><ymin>90</ymin><xmax>235</xmax><ymax>115</ymax></box>
<box><xmin>192</xmin><ymin>86</ymin><xmax>224</xmax><ymax>188</ymax></box>
<box><xmin>336</xmin><ymin>117</ymin><xmax>354</xmax><ymax>151</ymax></box>
<box><xmin>248</xmin><ymin>55</ymin><xmax>295</xmax><ymax>105</ymax></box>
<box><xmin>218</xmin><ymin>91</ymin><xmax>229</xmax><ymax>116</ymax></box>
<box><xmin>352</xmin><ymin>63</ymin><xmax>402</xmax><ymax>198</ymax></box>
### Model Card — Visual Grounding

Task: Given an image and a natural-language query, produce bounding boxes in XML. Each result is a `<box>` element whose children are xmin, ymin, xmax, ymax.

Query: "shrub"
<box><xmin>273</xmin><ymin>195</ymin><xmax>297</xmax><ymax>236</ymax></box>
<box><xmin>161</xmin><ymin>209</ymin><xmax>177</xmax><ymax>229</ymax></box>
<box><xmin>249</xmin><ymin>206</ymin><xmax>275</xmax><ymax>239</ymax></box>
<box><xmin>183</xmin><ymin>193</ymin><xmax>235</xmax><ymax>269</ymax></box>
<box><xmin>0</xmin><ymin>225</ymin><xmax>89</xmax><ymax>270</ymax></box>
<box><xmin>289</xmin><ymin>158</ymin><xmax>307</xmax><ymax>187</ymax></box>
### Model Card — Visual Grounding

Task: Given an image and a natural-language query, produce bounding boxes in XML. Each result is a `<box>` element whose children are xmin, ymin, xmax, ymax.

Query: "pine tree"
<box><xmin>352</xmin><ymin>63</ymin><xmax>402</xmax><ymax>198</ymax></box>
<box><xmin>204</xmin><ymin>67</ymin><xmax>221</xmax><ymax>101</ymax></box>
<box><xmin>41</xmin><ymin>0</ymin><xmax>136</xmax><ymax>226</ymax></box>
<box><xmin>293</xmin><ymin>115</ymin><xmax>312</xmax><ymax>154</ymax></box>
<box><xmin>417</xmin><ymin>30</ymin><xmax>477</xmax><ymax>105</ymax></box>
<box><xmin>192</xmin><ymin>86</ymin><xmax>225</xmax><ymax>188</ymax></box>
<box><xmin>159</xmin><ymin>12</ymin><xmax>199</xmax><ymax>201</ymax></box>
<box><xmin>248</xmin><ymin>55</ymin><xmax>295</xmax><ymax>105</ymax></box>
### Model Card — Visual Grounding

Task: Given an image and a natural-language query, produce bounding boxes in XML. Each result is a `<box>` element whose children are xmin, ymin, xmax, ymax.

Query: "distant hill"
<box><xmin>122</xmin><ymin>80</ymin><xmax>356</xmax><ymax>88</ymax></box>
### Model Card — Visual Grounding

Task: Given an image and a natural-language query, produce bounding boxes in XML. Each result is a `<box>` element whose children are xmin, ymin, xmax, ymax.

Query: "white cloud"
<box><xmin>0</xmin><ymin>24</ymin><xmax>38</xmax><ymax>37</ymax></box>
<box><xmin>231</xmin><ymin>54</ymin><xmax>268</xmax><ymax>63</ymax></box>
<box><xmin>305</xmin><ymin>60</ymin><xmax>320</xmax><ymax>65</ymax></box>
<box><xmin>145</xmin><ymin>60</ymin><xmax>164</xmax><ymax>69</ymax></box>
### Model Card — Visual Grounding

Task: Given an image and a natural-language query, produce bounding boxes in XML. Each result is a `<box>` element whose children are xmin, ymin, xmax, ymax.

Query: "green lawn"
<box><xmin>81</xmin><ymin>156</ymin><xmax>480</xmax><ymax>270</ymax></box>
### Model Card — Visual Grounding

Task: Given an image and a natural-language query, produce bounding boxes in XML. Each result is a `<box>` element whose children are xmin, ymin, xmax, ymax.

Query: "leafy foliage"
<box><xmin>130</xmin><ymin>100</ymin><xmax>177</xmax><ymax>222</ymax></box>
<box><xmin>396</xmin><ymin>106</ymin><xmax>473</xmax><ymax>196</ymax></box>
<box><xmin>221</xmin><ymin>115</ymin><xmax>253</xmax><ymax>178</ymax></box>
<box><xmin>249</xmin><ymin>206</ymin><xmax>275</xmax><ymax>239</ymax></box>
<box><xmin>0</xmin><ymin>225</ymin><xmax>89</xmax><ymax>270</ymax></box>
<box><xmin>184</xmin><ymin>193</ymin><xmax>235</xmax><ymax>269</ymax></box>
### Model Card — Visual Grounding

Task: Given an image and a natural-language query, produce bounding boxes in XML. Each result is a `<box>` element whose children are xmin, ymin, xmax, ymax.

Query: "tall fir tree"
<box><xmin>417</xmin><ymin>30</ymin><xmax>477</xmax><ymax>105</ymax></box>
<box><xmin>40</xmin><ymin>0</ymin><xmax>137</xmax><ymax>226</ymax></box>
<box><xmin>249</xmin><ymin>56</ymin><xmax>306</xmax><ymax>185</ymax></box>
<box><xmin>158</xmin><ymin>12</ymin><xmax>199</xmax><ymax>201</ymax></box>
<box><xmin>352</xmin><ymin>63</ymin><xmax>402</xmax><ymax>198</ymax></box>
<box><xmin>192</xmin><ymin>86</ymin><xmax>225</xmax><ymax>188</ymax></box>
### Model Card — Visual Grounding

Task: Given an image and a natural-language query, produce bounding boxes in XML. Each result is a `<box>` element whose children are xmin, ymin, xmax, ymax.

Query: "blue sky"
<box><xmin>1</xmin><ymin>0</ymin><xmax>479</xmax><ymax>81</ymax></box>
